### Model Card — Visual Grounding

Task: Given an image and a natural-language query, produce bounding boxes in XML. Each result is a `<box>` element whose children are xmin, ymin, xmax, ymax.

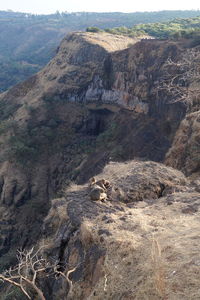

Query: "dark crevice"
<box><xmin>57</xmin><ymin>226</ymin><xmax>79</xmax><ymax>272</ymax></box>
<box><xmin>158</xmin><ymin>183</ymin><xmax>166</xmax><ymax>198</ymax></box>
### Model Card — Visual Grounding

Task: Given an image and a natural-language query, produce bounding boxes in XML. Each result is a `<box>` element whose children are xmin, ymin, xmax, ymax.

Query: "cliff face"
<box><xmin>165</xmin><ymin>110</ymin><xmax>200</xmax><ymax>176</ymax></box>
<box><xmin>0</xmin><ymin>31</ymin><xmax>199</xmax><ymax>298</ymax></box>
<box><xmin>0</xmin><ymin>33</ymin><xmax>143</xmax><ymax>260</ymax></box>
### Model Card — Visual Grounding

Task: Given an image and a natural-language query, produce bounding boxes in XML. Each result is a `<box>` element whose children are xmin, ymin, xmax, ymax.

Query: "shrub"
<box><xmin>86</xmin><ymin>27</ymin><xmax>102</xmax><ymax>33</ymax></box>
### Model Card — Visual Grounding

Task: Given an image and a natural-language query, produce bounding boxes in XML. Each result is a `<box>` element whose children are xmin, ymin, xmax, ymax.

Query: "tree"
<box><xmin>0</xmin><ymin>247</ymin><xmax>78</xmax><ymax>300</ymax></box>
<box><xmin>155</xmin><ymin>48</ymin><xmax>200</xmax><ymax>105</ymax></box>
<box><xmin>86</xmin><ymin>27</ymin><xmax>102</xmax><ymax>33</ymax></box>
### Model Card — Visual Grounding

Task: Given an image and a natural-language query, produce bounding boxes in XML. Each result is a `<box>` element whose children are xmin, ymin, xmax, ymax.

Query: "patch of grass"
<box><xmin>0</xmin><ymin>119</ymin><xmax>16</xmax><ymax>136</ymax></box>
<box><xmin>0</xmin><ymin>249</ymin><xmax>17</xmax><ymax>273</ymax></box>
<box><xmin>8</xmin><ymin>130</ymin><xmax>39</xmax><ymax>164</ymax></box>
<box><xmin>96</xmin><ymin>122</ymin><xmax>118</xmax><ymax>145</ymax></box>
<box><xmin>0</xmin><ymin>100</ymin><xmax>22</xmax><ymax>120</ymax></box>
<box><xmin>151</xmin><ymin>238</ymin><xmax>167</xmax><ymax>300</ymax></box>
<box><xmin>1</xmin><ymin>286</ymin><xmax>27</xmax><ymax>300</ymax></box>
<box><xmin>7</xmin><ymin>120</ymin><xmax>75</xmax><ymax>164</ymax></box>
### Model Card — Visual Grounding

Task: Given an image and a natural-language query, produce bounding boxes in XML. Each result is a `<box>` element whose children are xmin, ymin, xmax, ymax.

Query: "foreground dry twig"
<box><xmin>0</xmin><ymin>247</ymin><xmax>78</xmax><ymax>300</ymax></box>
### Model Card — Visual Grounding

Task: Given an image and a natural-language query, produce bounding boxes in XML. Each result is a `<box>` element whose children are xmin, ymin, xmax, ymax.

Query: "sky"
<box><xmin>0</xmin><ymin>0</ymin><xmax>200</xmax><ymax>15</ymax></box>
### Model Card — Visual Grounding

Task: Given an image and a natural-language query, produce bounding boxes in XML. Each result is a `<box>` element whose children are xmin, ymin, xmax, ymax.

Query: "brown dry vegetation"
<box><xmin>40</xmin><ymin>160</ymin><xmax>200</xmax><ymax>299</ymax></box>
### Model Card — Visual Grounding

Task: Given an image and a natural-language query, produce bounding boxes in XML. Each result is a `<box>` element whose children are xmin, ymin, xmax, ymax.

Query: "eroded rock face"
<box><xmin>41</xmin><ymin>160</ymin><xmax>200</xmax><ymax>300</ymax></box>
<box><xmin>165</xmin><ymin>110</ymin><xmax>200</xmax><ymax>176</ymax></box>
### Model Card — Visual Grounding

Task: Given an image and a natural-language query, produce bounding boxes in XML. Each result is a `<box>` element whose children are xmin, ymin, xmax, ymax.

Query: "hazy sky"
<box><xmin>0</xmin><ymin>0</ymin><xmax>200</xmax><ymax>14</ymax></box>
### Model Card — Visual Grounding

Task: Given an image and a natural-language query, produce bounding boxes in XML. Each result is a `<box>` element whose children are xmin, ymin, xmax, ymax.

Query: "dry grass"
<box><xmin>82</xmin><ymin>32</ymin><xmax>141</xmax><ymax>52</ymax></box>
<box><xmin>41</xmin><ymin>160</ymin><xmax>200</xmax><ymax>300</ymax></box>
<box><xmin>80</xmin><ymin>198</ymin><xmax>200</xmax><ymax>300</ymax></box>
<box><xmin>151</xmin><ymin>237</ymin><xmax>167</xmax><ymax>300</ymax></box>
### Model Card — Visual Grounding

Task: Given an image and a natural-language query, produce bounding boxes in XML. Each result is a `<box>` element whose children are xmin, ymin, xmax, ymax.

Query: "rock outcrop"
<box><xmin>165</xmin><ymin>110</ymin><xmax>200</xmax><ymax>176</ymax></box>
<box><xmin>42</xmin><ymin>160</ymin><xmax>200</xmax><ymax>300</ymax></box>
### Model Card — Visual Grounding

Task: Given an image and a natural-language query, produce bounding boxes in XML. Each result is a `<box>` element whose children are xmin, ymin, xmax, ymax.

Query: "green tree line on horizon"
<box><xmin>0</xmin><ymin>10</ymin><xmax>200</xmax><ymax>92</ymax></box>
<box><xmin>86</xmin><ymin>16</ymin><xmax>200</xmax><ymax>40</ymax></box>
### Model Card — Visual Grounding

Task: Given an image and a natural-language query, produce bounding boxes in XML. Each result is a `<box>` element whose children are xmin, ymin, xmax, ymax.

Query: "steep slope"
<box><xmin>164</xmin><ymin>50</ymin><xmax>200</xmax><ymax>177</ymax></box>
<box><xmin>0</xmin><ymin>31</ymin><xmax>199</xmax><ymax>296</ymax></box>
<box><xmin>0</xmin><ymin>32</ymin><xmax>146</xmax><ymax>267</ymax></box>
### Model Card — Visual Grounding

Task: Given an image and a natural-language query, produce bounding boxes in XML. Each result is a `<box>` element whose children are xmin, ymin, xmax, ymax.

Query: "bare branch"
<box><xmin>0</xmin><ymin>246</ymin><xmax>81</xmax><ymax>300</ymax></box>
<box><xmin>155</xmin><ymin>48</ymin><xmax>200</xmax><ymax>105</ymax></box>
<box><xmin>0</xmin><ymin>247</ymin><xmax>51</xmax><ymax>300</ymax></box>
<box><xmin>55</xmin><ymin>263</ymin><xmax>80</xmax><ymax>296</ymax></box>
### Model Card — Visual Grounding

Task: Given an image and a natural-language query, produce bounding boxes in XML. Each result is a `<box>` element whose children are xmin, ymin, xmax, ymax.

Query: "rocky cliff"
<box><xmin>0</xmin><ymin>31</ymin><xmax>199</xmax><ymax>299</ymax></box>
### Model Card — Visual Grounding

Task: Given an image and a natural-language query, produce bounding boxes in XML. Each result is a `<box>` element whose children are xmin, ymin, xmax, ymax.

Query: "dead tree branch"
<box><xmin>0</xmin><ymin>247</ymin><xmax>79</xmax><ymax>300</ymax></box>
<box><xmin>155</xmin><ymin>48</ymin><xmax>200</xmax><ymax>105</ymax></box>
<box><xmin>0</xmin><ymin>247</ymin><xmax>47</xmax><ymax>300</ymax></box>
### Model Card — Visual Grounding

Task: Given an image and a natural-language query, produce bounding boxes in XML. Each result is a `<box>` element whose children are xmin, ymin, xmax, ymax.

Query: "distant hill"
<box><xmin>0</xmin><ymin>10</ymin><xmax>200</xmax><ymax>91</ymax></box>
<box><xmin>93</xmin><ymin>16</ymin><xmax>200</xmax><ymax>39</ymax></box>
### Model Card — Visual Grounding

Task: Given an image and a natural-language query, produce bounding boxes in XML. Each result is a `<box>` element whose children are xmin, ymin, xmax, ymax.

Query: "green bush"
<box><xmin>86</xmin><ymin>27</ymin><xmax>103</xmax><ymax>33</ymax></box>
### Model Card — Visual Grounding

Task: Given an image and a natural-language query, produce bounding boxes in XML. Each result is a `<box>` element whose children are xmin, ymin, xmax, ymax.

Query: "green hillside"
<box><xmin>97</xmin><ymin>16</ymin><xmax>200</xmax><ymax>39</ymax></box>
<box><xmin>0</xmin><ymin>10</ymin><xmax>200</xmax><ymax>91</ymax></box>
